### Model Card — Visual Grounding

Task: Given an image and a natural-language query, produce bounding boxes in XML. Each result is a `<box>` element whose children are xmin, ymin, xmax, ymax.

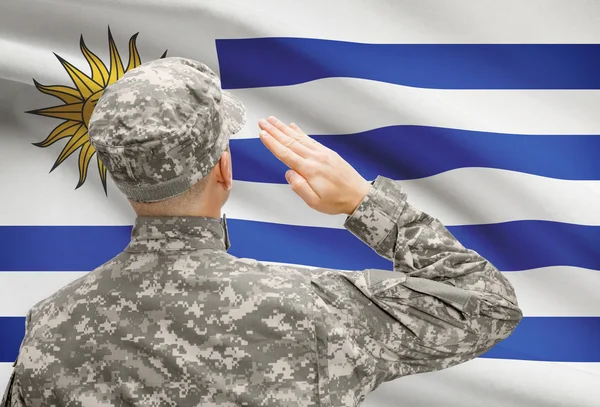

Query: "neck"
<box><xmin>132</xmin><ymin>200</ymin><xmax>222</xmax><ymax>219</ymax></box>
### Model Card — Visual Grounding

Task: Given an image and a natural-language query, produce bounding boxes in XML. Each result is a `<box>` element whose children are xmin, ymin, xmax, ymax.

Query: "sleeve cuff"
<box><xmin>343</xmin><ymin>176</ymin><xmax>407</xmax><ymax>249</ymax></box>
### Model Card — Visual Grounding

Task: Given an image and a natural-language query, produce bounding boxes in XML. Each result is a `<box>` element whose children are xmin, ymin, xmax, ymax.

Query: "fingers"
<box><xmin>289</xmin><ymin>122</ymin><xmax>323</xmax><ymax>151</ymax></box>
<box><xmin>285</xmin><ymin>170</ymin><xmax>320</xmax><ymax>207</ymax></box>
<box><xmin>259</xmin><ymin>130</ymin><xmax>304</xmax><ymax>169</ymax></box>
<box><xmin>259</xmin><ymin>119</ymin><xmax>313</xmax><ymax>158</ymax></box>
<box><xmin>267</xmin><ymin>117</ymin><xmax>326</xmax><ymax>151</ymax></box>
<box><xmin>289</xmin><ymin>123</ymin><xmax>305</xmax><ymax>135</ymax></box>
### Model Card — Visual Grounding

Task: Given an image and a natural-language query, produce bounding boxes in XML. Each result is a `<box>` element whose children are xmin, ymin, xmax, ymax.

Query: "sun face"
<box><xmin>28</xmin><ymin>28</ymin><xmax>167</xmax><ymax>194</ymax></box>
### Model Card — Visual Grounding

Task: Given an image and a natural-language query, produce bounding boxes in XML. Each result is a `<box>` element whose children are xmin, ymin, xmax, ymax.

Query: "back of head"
<box><xmin>88</xmin><ymin>57</ymin><xmax>245</xmax><ymax>204</ymax></box>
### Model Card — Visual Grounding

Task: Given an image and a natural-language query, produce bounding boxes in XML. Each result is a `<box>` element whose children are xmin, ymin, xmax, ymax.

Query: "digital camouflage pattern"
<box><xmin>2</xmin><ymin>176</ymin><xmax>522</xmax><ymax>407</ymax></box>
<box><xmin>88</xmin><ymin>57</ymin><xmax>246</xmax><ymax>203</ymax></box>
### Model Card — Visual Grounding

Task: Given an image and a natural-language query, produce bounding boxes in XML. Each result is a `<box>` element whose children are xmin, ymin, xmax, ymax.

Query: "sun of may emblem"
<box><xmin>28</xmin><ymin>28</ymin><xmax>167</xmax><ymax>194</ymax></box>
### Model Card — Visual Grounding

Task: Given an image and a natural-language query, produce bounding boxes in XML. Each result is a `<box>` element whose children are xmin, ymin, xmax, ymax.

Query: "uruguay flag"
<box><xmin>0</xmin><ymin>1</ymin><xmax>598</xmax><ymax>406</ymax></box>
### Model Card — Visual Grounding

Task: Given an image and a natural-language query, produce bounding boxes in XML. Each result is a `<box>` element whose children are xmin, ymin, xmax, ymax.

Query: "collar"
<box><xmin>126</xmin><ymin>214</ymin><xmax>231</xmax><ymax>253</ymax></box>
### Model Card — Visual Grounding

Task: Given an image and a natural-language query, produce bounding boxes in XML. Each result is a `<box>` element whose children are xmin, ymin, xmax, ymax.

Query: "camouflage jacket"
<box><xmin>2</xmin><ymin>176</ymin><xmax>522</xmax><ymax>407</ymax></box>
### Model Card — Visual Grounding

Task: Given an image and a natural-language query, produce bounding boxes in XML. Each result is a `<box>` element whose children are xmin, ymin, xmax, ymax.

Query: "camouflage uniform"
<box><xmin>2</xmin><ymin>57</ymin><xmax>522</xmax><ymax>407</ymax></box>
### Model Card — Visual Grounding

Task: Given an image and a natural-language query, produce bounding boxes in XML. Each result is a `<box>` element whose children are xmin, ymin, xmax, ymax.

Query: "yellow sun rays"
<box><xmin>27</xmin><ymin>28</ymin><xmax>168</xmax><ymax>193</ymax></box>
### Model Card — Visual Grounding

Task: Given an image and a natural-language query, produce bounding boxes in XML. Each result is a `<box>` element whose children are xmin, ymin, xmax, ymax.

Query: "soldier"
<box><xmin>2</xmin><ymin>57</ymin><xmax>522</xmax><ymax>407</ymax></box>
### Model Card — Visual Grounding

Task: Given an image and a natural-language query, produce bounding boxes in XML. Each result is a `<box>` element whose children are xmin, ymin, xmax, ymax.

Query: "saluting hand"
<box><xmin>258</xmin><ymin>116</ymin><xmax>371</xmax><ymax>215</ymax></box>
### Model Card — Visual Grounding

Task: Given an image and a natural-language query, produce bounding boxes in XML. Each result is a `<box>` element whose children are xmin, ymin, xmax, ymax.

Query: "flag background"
<box><xmin>1</xmin><ymin>1</ymin><xmax>599</xmax><ymax>405</ymax></box>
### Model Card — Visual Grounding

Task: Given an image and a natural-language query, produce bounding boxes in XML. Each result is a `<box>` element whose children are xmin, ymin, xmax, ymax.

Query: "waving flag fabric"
<box><xmin>0</xmin><ymin>1</ymin><xmax>599</xmax><ymax>405</ymax></box>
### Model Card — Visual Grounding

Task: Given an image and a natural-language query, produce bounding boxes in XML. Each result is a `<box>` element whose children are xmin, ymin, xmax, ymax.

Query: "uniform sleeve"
<box><xmin>1</xmin><ymin>313</ymin><xmax>29</xmax><ymax>407</ymax></box>
<box><xmin>0</xmin><ymin>371</ymin><xmax>25</xmax><ymax>407</ymax></box>
<box><xmin>309</xmin><ymin>176</ymin><xmax>522</xmax><ymax>403</ymax></box>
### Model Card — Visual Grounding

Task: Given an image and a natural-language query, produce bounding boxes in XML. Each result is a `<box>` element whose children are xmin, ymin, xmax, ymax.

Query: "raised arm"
<box><xmin>258</xmin><ymin>117</ymin><xmax>522</xmax><ymax>402</ymax></box>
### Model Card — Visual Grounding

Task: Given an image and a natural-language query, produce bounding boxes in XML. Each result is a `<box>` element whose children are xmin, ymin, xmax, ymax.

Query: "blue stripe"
<box><xmin>230</xmin><ymin>127</ymin><xmax>600</xmax><ymax>183</ymax></box>
<box><xmin>1</xmin><ymin>316</ymin><xmax>598</xmax><ymax>362</ymax></box>
<box><xmin>0</xmin><ymin>220</ymin><xmax>597</xmax><ymax>272</ymax></box>
<box><xmin>0</xmin><ymin>317</ymin><xmax>25</xmax><ymax>363</ymax></box>
<box><xmin>216</xmin><ymin>39</ymin><xmax>600</xmax><ymax>89</ymax></box>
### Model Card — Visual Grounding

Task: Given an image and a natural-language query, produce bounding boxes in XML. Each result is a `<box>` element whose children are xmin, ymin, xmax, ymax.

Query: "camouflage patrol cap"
<box><xmin>88</xmin><ymin>57</ymin><xmax>246</xmax><ymax>202</ymax></box>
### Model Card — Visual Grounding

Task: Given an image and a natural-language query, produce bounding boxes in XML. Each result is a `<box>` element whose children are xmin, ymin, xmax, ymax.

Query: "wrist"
<box><xmin>345</xmin><ymin>180</ymin><xmax>372</xmax><ymax>215</ymax></box>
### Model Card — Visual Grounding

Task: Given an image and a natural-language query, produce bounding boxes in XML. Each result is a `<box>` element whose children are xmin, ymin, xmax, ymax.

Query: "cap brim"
<box><xmin>220</xmin><ymin>90</ymin><xmax>246</xmax><ymax>137</ymax></box>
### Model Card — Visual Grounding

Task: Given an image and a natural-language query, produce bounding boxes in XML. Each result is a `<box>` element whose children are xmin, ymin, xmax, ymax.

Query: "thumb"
<box><xmin>285</xmin><ymin>170</ymin><xmax>320</xmax><ymax>207</ymax></box>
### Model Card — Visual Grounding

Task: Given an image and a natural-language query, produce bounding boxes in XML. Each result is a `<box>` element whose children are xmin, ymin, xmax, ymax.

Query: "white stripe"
<box><xmin>219</xmin><ymin>0</ymin><xmax>600</xmax><ymax>44</ymax></box>
<box><xmin>363</xmin><ymin>359</ymin><xmax>600</xmax><ymax>407</ymax></box>
<box><xmin>1</xmin><ymin>359</ymin><xmax>598</xmax><ymax>406</ymax></box>
<box><xmin>225</xmin><ymin>170</ymin><xmax>600</xmax><ymax>227</ymax></box>
<box><xmin>231</xmin><ymin>78</ymin><xmax>600</xmax><ymax>137</ymax></box>
<box><xmin>0</xmin><ymin>272</ymin><xmax>87</xmax><ymax>317</ymax></box>
<box><xmin>1</xmin><ymin>0</ymin><xmax>599</xmax><ymax>54</ymax></box>
<box><xmin>1</xmin><ymin>132</ymin><xmax>598</xmax><ymax>228</ymax></box>
<box><xmin>505</xmin><ymin>267</ymin><xmax>600</xmax><ymax>317</ymax></box>
<box><xmin>6</xmin><ymin>72</ymin><xmax>598</xmax><ymax>140</ymax></box>
<box><xmin>1</xmin><ymin>267</ymin><xmax>598</xmax><ymax>317</ymax></box>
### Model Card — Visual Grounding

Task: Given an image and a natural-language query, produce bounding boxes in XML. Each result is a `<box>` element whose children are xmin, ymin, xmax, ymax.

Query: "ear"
<box><xmin>215</xmin><ymin>148</ymin><xmax>232</xmax><ymax>190</ymax></box>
